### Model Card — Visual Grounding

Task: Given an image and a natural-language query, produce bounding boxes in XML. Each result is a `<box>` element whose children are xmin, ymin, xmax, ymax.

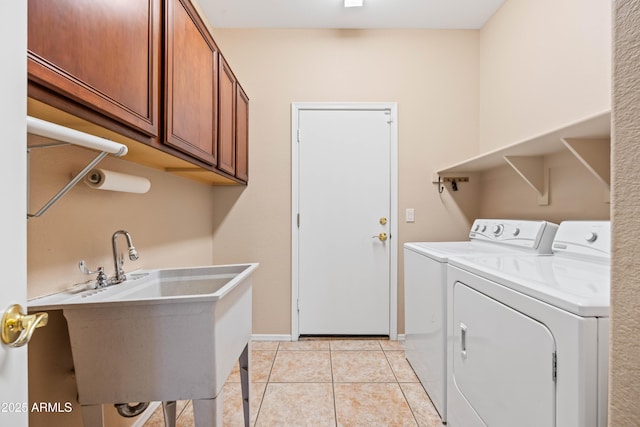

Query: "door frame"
<box><xmin>291</xmin><ymin>102</ymin><xmax>398</xmax><ymax>341</ymax></box>
<box><xmin>0</xmin><ymin>1</ymin><xmax>28</xmax><ymax>425</ymax></box>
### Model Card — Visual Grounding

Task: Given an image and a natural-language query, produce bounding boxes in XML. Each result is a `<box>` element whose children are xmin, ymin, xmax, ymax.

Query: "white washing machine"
<box><xmin>446</xmin><ymin>221</ymin><xmax>610</xmax><ymax>427</ymax></box>
<box><xmin>403</xmin><ymin>219</ymin><xmax>558</xmax><ymax>422</ymax></box>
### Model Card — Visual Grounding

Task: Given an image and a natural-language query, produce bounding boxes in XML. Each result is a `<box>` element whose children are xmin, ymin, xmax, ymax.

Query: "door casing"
<box><xmin>291</xmin><ymin>102</ymin><xmax>398</xmax><ymax>341</ymax></box>
<box><xmin>0</xmin><ymin>1</ymin><xmax>28</xmax><ymax>426</ymax></box>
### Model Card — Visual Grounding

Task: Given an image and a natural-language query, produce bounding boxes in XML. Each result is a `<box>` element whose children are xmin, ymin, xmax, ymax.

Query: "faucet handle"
<box><xmin>78</xmin><ymin>261</ymin><xmax>109</xmax><ymax>288</ymax></box>
<box><xmin>79</xmin><ymin>260</ymin><xmax>100</xmax><ymax>275</ymax></box>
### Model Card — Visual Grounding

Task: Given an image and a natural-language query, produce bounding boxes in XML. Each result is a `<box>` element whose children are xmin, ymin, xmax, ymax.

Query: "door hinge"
<box><xmin>552</xmin><ymin>352</ymin><xmax>557</xmax><ymax>382</ymax></box>
<box><xmin>385</xmin><ymin>110</ymin><xmax>393</xmax><ymax>124</ymax></box>
<box><xmin>297</xmin><ymin>213</ymin><xmax>300</xmax><ymax>228</ymax></box>
<box><xmin>297</xmin><ymin>298</ymin><xmax>300</xmax><ymax>312</ymax></box>
<box><xmin>297</xmin><ymin>129</ymin><xmax>301</xmax><ymax>143</ymax></box>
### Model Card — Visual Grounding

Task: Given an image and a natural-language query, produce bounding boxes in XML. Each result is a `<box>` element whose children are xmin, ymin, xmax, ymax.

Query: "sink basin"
<box><xmin>116</xmin><ymin>276</ymin><xmax>232</xmax><ymax>299</ymax></box>
<box><xmin>30</xmin><ymin>264</ymin><xmax>257</xmax><ymax>307</ymax></box>
<box><xmin>28</xmin><ymin>263</ymin><xmax>258</xmax><ymax>426</ymax></box>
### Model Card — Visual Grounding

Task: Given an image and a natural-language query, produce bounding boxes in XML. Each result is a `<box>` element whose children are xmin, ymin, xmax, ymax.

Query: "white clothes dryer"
<box><xmin>404</xmin><ymin>219</ymin><xmax>558</xmax><ymax>421</ymax></box>
<box><xmin>446</xmin><ymin>221</ymin><xmax>610</xmax><ymax>427</ymax></box>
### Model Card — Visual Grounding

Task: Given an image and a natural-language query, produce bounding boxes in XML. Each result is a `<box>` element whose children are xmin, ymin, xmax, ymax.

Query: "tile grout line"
<box><xmin>330</xmin><ymin>341</ymin><xmax>339</xmax><ymax>427</ymax></box>
<box><xmin>253</xmin><ymin>341</ymin><xmax>280</xmax><ymax>426</ymax></box>
<box><xmin>382</xmin><ymin>345</ymin><xmax>421</xmax><ymax>427</ymax></box>
<box><xmin>176</xmin><ymin>401</ymin><xmax>190</xmax><ymax>425</ymax></box>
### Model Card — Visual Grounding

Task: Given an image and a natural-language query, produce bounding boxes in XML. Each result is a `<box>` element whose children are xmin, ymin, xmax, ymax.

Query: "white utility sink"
<box><xmin>28</xmin><ymin>263</ymin><xmax>259</xmax><ymax>427</ymax></box>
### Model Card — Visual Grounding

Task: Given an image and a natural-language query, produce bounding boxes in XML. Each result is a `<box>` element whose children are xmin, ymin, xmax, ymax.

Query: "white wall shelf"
<box><xmin>435</xmin><ymin>110</ymin><xmax>611</xmax><ymax>204</ymax></box>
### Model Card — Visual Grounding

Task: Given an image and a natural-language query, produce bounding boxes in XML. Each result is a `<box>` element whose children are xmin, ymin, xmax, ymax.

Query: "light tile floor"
<box><xmin>143</xmin><ymin>339</ymin><xmax>444</xmax><ymax>426</ymax></box>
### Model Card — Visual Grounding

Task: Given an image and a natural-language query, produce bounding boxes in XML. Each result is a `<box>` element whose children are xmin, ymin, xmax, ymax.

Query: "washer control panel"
<box><xmin>469</xmin><ymin>219</ymin><xmax>558</xmax><ymax>253</ymax></box>
<box><xmin>552</xmin><ymin>221</ymin><xmax>611</xmax><ymax>260</ymax></box>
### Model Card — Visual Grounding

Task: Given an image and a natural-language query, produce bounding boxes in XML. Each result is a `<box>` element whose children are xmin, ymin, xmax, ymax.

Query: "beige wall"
<box><xmin>611</xmin><ymin>1</ymin><xmax>640</xmax><ymax>424</ymax></box>
<box><xmin>478</xmin><ymin>0</ymin><xmax>611</xmax><ymax>152</ymax></box>
<box><xmin>27</xmin><ymin>141</ymin><xmax>216</xmax><ymax>426</ymax></box>
<box><xmin>27</xmin><ymin>145</ymin><xmax>216</xmax><ymax>296</ymax></box>
<box><xmin>209</xmin><ymin>29</ymin><xmax>480</xmax><ymax>335</ymax></box>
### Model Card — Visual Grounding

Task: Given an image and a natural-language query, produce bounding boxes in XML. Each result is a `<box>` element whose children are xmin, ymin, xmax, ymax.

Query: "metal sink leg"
<box><xmin>81</xmin><ymin>404</ymin><xmax>104</xmax><ymax>426</ymax></box>
<box><xmin>239</xmin><ymin>343</ymin><xmax>251</xmax><ymax>427</ymax></box>
<box><xmin>162</xmin><ymin>401</ymin><xmax>176</xmax><ymax>427</ymax></box>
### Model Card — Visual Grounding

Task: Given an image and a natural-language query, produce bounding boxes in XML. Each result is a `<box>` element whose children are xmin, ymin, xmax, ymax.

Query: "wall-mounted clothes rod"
<box><xmin>27</xmin><ymin>116</ymin><xmax>128</xmax><ymax>156</ymax></box>
<box><xmin>26</xmin><ymin>116</ymin><xmax>129</xmax><ymax>219</ymax></box>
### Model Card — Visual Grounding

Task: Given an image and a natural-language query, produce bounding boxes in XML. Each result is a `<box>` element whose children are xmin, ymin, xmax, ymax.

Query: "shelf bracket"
<box><xmin>503</xmin><ymin>155</ymin><xmax>549</xmax><ymax>206</ymax></box>
<box><xmin>26</xmin><ymin>116</ymin><xmax>128</xmax><ymax>219</ymax></box>
<box><xmin>561</xmin><ymin>137</ymin><xmax>610</xmax><ymax>203</ymax></box>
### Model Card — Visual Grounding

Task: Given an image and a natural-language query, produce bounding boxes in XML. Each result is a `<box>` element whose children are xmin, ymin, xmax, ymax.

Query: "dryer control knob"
<box><xmin>474</xmin><ymin>224</ymin><xmax>480</xmax><ymax>231</ymax></box>
<box><xmin>513</xmin><ymin>228</ymin><xmax>520</xmax><ymax>236</ymax></box>
<box><xmin>492</xmin><ymin>225</ymin><xmax>503</xmax><ymax>235</ymax></box>
<box><xmin>481</xmin><ymin>225</ymin><xmax>487</xmax><ymax>232</ymax></box>
<box><xmin>585</xmin><ymin>232</ymin><xmax>598</xmax><ymax>243</ymax></box>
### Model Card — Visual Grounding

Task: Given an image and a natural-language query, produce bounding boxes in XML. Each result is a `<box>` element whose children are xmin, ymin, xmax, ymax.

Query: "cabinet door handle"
<box><xmin>460</xmin><ymin>322</ymin><xmax>467</xmax><ymax>359</ymax></box>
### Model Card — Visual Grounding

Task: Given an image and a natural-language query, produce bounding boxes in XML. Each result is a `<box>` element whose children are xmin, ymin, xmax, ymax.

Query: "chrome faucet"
<box><xmin>111</xmin><ymin>230</ymin><xmax>139</xmax><ymax>284</ymax></box>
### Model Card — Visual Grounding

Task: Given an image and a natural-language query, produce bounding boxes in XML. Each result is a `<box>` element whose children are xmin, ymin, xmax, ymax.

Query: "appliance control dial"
<box><xmin>474</xmin><ymin>224</ymin><xmax>480</xmax><ymax>231</ymax></box>
<box><xmin>513</xmin><ymin>228</ymin><xmax>520</xmax><ymax>236</ymax></box>
<box><xmin>585</xmin><ymin>232</ymin><xmax>598</xmax><ymax>243</ymax></box>
<box><xmin>481</xmin><ymin>225</ymin><xmax>487</xmax><ymax>232</ymax></box>
<box><xmin>492</xmin><ymin>224</ymin><xmax>504</xmax><ymax>235</ymax></box>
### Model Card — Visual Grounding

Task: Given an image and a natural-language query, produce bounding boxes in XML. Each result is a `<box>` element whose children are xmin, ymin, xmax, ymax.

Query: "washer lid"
<box><xmin>403</xmin><ymin>240</ymin><xmax>542</xmax><ymax>262</ymax></box>
<box><xmin>404</xmin><ymin>241</ymin><xmax>469</xmax><ymax>261</ymax></box>
<box><xmin>448</xmin><ymin>254</ymin><xmax>610</xmax><ymax>317</ymax></box>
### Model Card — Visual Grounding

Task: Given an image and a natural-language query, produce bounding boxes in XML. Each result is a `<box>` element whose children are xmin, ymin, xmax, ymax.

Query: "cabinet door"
<box><xmin>218</xmin><ymin>56</ymin><xmax>237</xmax><ymax>176</ymax></box>
<box><xmin>235</xmin><ymin>84</ymin><xmax>249</xmax><ymax>182</ymax></box>
<box><xmin>165</xmin><ymin>0</ymin><xmax>218</xmax><ymax>165</ymax></box>
<box><xmin>28</xmin><ymin>0</ymin><xmax>160</xmax><ymax>137</ymax></box>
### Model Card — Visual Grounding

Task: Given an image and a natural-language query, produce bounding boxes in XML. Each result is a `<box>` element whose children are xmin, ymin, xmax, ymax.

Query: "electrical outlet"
<box><xmin>406</xmin><ymin>208</ymin><xmax>415</xmax><ymax>223</ymax></box>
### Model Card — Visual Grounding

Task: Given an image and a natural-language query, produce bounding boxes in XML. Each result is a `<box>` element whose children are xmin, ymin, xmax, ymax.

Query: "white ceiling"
<box><xmin>198</xmin><ymin>0</ymin><xmax>507</xmax><ymax>30</ymax></box>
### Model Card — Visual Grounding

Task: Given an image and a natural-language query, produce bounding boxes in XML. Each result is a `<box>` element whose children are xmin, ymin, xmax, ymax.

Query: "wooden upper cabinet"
<box><xmin>27</xmin><ymin>0</ymin><xmax>161</xmax><ymax>137</ymax></box>
<box><xmin>218</xmin><ymin>56</ymin><xmax>237</xmax><ymax>176</ymax></box>
<box><xmin>235</xmin><ymin>84</ymin><xmax>249</xmax><ymax>182</ymax></box>
<box><xmin>164</xmin><ymin>0</ymin><xmax>218</xmax><ymax>166</ymax></box>
<box><xmin>27</xmin><ymin>0</ymin><xmax>249</xmax><ymax>184</ymax></box>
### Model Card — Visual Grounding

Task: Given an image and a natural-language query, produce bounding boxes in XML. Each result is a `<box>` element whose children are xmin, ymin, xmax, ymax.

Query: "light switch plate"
<box><xmin>406</xmin><ymin>208</ymin><xmax>415</xmax><ymax>223</ymax></box>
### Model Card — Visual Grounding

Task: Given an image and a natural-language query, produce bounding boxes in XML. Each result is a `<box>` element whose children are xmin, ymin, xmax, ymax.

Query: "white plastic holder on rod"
<box><xmin>26</xmin><ymin>116</ymin><xmax>128</xmax><ymax>219</ymax></box>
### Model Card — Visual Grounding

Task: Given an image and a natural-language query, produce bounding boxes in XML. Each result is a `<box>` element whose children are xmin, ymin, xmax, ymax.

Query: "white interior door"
<box><xmin>0</xmin><ymin>2</ymin><xmax>29</xmax><ymax>426</ymax></box>
<box><xmin>294</xmin><ymin>105</ymin><xmax>395</xmax><ymax>336</ymax></box>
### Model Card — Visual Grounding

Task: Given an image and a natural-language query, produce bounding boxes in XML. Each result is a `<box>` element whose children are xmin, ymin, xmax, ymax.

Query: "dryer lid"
<box><xmin>449</xmin><ymin>254</ymin><xmax>610</xmax><ymax>317</ymax></box>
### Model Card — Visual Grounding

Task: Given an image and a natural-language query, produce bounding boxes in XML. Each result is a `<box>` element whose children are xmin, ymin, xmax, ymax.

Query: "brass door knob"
<box><xmin>379</xmin><ymin>217</ymin><xmax>388</xmax><ymax>225</ymax></box>
<box><xmin>372</xmin><ymin>232</ymin><xmax>388</xmax><ymax>242</ymax></box>
<box><xmin>1</xmin><ymin>304</ymin><xmax>48</xmax><ymax>348</ymax></box>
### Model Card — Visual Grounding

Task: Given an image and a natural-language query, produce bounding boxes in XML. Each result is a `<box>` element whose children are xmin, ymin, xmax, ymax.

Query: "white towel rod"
<box><xmin>27</xmin><ymin>116</ymin><xmax>128</xmax><ymax>156</ymax></box>
<box><xmin>26</xmin><ymin>116</ymin><xmax>129</xmax><ymax>218</ymax></box>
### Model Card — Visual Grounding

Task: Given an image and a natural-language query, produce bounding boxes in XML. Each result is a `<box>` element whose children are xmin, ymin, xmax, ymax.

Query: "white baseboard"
<box><xmin>252</xmin><ymin>334</ymin><xmax>292</xmax><ymax>342</ymax></box>
<box><xmin>251</xmin><ymin>334</ymin><xmax>405</xmax><ymax>342</ymax></box>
